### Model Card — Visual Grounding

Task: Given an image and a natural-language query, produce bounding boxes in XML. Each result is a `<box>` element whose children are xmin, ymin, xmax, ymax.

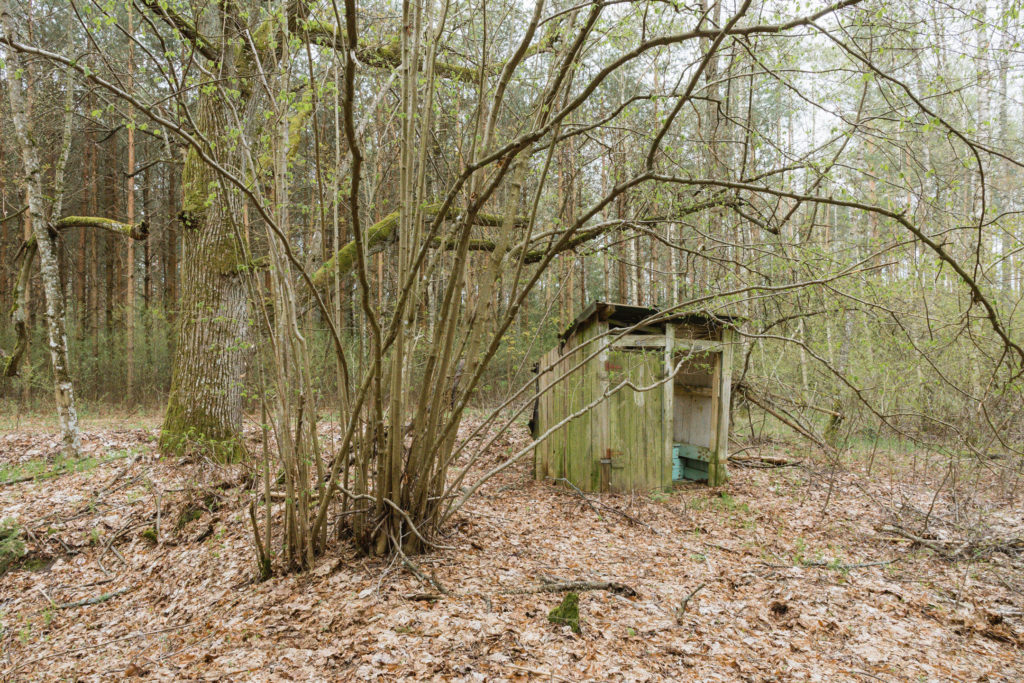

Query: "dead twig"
<box><xmin>390</xmin><ymin>532</ymin><xmax>452</xmax><ymax>596</ymax></box>
<box><xmin>675</xmin><ymin>582</ymin><xmax>706</xmax><ymax>622</ymax></box>
<box><xmin>505</xmin><ymin>664</ymin><xmax>576</xmax><ymax>682</ymax></box>
<box><xmin>405</xmin><ymin>592</ymin><xmax>444</xmax><ymax>601</ymax></box>
<box><xmin>728</xmin><ymin>454</ymin><xmax>802</xmax><ymax>468</ymax></box>
<box><xmin>704</xmin><ymin>541</ymin><xmax>741</xmax><ymax>555</ymax></box>
<box><xmin>760</xmin><ymin>558</ymin><xmax>899</xmax><ymax>570</ymax></box>
<box><xmin>878</xmin><ymin>525</ymin><xmax>1023</xmax><ymax>560</ymax></box>
<box><xmin>499</xmin><ymin>580</ymin><xmax>639</xmax><ymax>597</ymax></box>
<box><xmin>55</xmin><ymin>587</ymin><xmax>131</xmax><ymax>610</ymax></box>
<box><xmin>100</xmin><ymin>519</ymin><xmax>152</xmax><ymax>564</ymax></box>
<box><xmin>0</xmin><ymin>473</ymin><xmax>39</xmax><ymax>486</ymax></box>
<box><xmin>3</xmin><ymin>623</ymin><xmax>187</xmax><ymax>678</ymax></box>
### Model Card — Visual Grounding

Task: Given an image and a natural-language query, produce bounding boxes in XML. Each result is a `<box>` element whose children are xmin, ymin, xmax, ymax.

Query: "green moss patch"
<box><xmin>548</xmin><ymin>592</ymin><xmax>581</xmax><ymax>634</ymax></box>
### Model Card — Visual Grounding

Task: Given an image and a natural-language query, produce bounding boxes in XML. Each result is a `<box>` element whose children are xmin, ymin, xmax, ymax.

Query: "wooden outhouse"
<box><xmin>531</xmin><ymin>301</ymin><xmax>739</xmax><ymax>492</ymax></box>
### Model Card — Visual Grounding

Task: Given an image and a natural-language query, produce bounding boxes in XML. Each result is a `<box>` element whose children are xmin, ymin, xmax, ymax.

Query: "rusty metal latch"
<box><xmin>604</xmin><ymin>360</ymin><xmax>622</xmax><ymax>372</ymax></box>
<box><xmin>602</xmin><ymin>449</ymin><xmax>625</xmax><ymax>468</ymax></box>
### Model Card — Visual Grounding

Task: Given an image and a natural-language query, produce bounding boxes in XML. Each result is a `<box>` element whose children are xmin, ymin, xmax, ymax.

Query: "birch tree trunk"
<box><xmin>1</xmin><ymin>2</ymin><xmax>80</xmax><ymax>456</ymax></box>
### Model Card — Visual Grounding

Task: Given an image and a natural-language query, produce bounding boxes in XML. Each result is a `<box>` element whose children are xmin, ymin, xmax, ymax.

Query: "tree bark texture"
<box><xmin>159</xmin><ymin>8</ymin><xmax>249</xmax><ymax>460</ymax></box>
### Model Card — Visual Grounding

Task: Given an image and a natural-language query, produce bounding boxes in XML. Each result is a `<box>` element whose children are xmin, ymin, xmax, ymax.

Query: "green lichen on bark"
<box><xmin>310</xmin><ymin>209</ymin><xmax>403</xmax><ymax>288</ymax></box>
<box><xmin>309</xmin><ymin>203</ymin><xmax>526</xmax><ymax>289</ymax></box>
<box><xmin>548</xmin><ymin>592</ymin><xmax>581</xmax><ymax>634</ymax></box>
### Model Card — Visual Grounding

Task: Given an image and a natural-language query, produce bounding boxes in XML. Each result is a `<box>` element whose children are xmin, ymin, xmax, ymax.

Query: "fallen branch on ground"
<box><xmin>1</xmin><ymin>473</ymin><xmax>39</xmax><ymax>486</ymax></box>
<box><xmin>4</xmin><ymin>623</ymin><xmax>189</xmax><ymax>678</ymax></box>
<box><xmin>878</xmin><ymin>525</ymin><xmax>1024</xmax><ymax>560</ymax></box>
<box><xmin>760</xmin><ymin>558</ymin><xmax>898</xmax><ymax>571</ymax></box>
<box><xmin>55</xmin><ymin>587</ymin><xmax>131</xmax><ymax>610</ymax></box>
<box><xmin>676</xmin><ymin>582</ymin><xmax>706</xmax><ymax>622</ymax></box>
<box><xmin>391</xmin><ymin>532</ymin><xmax>452</xmax><ymax>596</ymax></box>
<box><xmin>498</xmin><ymin>580</ymin><xmax>639</xmax><ymax>597</ymax></box>
<box><xmin>728</xmin><ymin>454</ymin><xmax>802</xmax><ymax>468</ymax></box>
<box><xmin>404</xmin><ymin>578</ymin><xmax>639</xmax><ymax>602</ymax></box>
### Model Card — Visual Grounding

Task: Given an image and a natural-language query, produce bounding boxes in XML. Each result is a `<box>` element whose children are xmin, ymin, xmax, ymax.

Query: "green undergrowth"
<box><xmin>158</xmin><ymin>422</ymin><xmax>246</xmax><ymax>463</ymax></box>
<box><xmin>548</xmin><ymin>592</ymin><xmax>581</xmax><ymax>634</ymax></box>
<box><xmin>0</xmin><ymin>448</ymin><xmax>135</xmax><ymax>485</ymax></box>
<box><xmin>0</xmin><ymin>519</ymin><xmax>27</xmax><ymax>575</ymax></box>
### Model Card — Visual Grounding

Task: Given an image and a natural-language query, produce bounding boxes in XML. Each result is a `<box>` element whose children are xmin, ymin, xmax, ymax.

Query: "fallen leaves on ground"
<box><xmin>0</xmin><ymin>417</ymin><xmax>1021</xmax><ymax>681</ymax></box>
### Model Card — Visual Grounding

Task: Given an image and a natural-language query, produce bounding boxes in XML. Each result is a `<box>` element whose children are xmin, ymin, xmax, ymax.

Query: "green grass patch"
<box><xmin>0</xmin><ymin>519</ymin><xmax>27</xmax><ymax>575</ymax></box>
<box><xmin>0</xmin><ymin>449</ymin><xmax>135</xmax><ymax>485</ymax></box>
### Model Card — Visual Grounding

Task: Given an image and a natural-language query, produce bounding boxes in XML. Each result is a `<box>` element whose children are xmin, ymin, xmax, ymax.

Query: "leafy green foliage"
<box><xmin>0</xmin><ymin>519</ymin><xmax>27</xmax><ymax>575</ymax></box>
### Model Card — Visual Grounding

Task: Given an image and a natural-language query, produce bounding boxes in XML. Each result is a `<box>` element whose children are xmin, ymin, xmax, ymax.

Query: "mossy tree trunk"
<box><xmin>158</xmin><ymin>8</ymin><xmax>249</xmax><ymax>461</ymax></box>
<box><xmin>158</xmin><ymin>194</ymin><xmax>248</xmax><ymax>460</ymax></box>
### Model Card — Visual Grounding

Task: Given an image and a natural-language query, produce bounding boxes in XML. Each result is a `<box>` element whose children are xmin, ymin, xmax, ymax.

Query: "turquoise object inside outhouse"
<box><xmin>673</xmin><ymin>443</ymin><xmax>709</xmax><ymax>482</ymax></box>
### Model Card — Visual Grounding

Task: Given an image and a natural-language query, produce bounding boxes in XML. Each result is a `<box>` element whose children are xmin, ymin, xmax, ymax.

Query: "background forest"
<box><xmin>1</xmin><ymin>0</ymin><xmax>1023</xmax><ymax>562</ymax></box>
<box><xmin>4</xmin><ymin>1</ymin><xmax>1024</xmax><ymax>678</ymax></box>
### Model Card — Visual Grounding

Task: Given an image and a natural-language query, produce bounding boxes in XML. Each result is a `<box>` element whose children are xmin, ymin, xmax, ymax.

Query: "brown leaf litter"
<box><xmin>0</xmin><ymin>419</ymin><xmax>1021</xmax><ymax>681</ymax></box>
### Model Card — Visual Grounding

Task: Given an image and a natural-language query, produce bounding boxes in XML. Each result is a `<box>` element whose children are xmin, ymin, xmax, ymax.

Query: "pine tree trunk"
<box><xmin>124</xmin><ymin>6</ymin><xmax>136</xmax><ymax>403</ymax></box>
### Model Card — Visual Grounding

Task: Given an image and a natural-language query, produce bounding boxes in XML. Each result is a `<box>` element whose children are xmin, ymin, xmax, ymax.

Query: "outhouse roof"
<box><xmin>560</xmin><ymin>301</ymin><xmax>743</xmax><ymax>341</ymax></box>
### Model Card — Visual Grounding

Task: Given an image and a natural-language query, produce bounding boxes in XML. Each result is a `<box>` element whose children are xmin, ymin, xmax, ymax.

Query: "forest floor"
<box><xmin>1</xmin><ymin>414</ymin><xmax>1022</xmax><ymax>681</ymax></box>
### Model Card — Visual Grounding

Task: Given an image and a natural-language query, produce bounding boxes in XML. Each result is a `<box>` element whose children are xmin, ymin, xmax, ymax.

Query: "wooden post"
<box><xmin>707</xmin><ymin>352</ymin><xmax>721</xmax><ymax>482</ymax></box>
<box><xmin>709</xmin><ymin>326</ymin><xmax>734</xmax><ymax>486</ymax></box>
<box><xmin>596</xmin><ymin>321</ymin><xmax>610</xmax><ymax>492</ymax></box>
<box><xmin>662</xmin><ymin>323</ymin><xmax>675</xmax><ymax>490</ymax></box>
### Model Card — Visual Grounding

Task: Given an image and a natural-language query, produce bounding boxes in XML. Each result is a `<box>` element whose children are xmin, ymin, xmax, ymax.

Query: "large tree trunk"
<box><xmin>159</xmin><ymin>124</ymin><xmax>248</xmax><ymax>460</ymax></box>
<box><xmin>158</xmin><ymin>6</ymin><xmax>249</xmax><ymax>460</ymax></box>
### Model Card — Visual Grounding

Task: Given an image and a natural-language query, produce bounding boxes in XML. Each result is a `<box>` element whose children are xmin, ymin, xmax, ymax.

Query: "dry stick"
<box><xmin>4</xmin><ymin>624</ymin><xmax>188</xmax><ymax>677</ymax></box>
<box><xmin>0</xmin><ymin>473</ymin><xmax>39</xmax><ymax>486</ymax></box>
<box><xmin>506</xmin><ymin>665</ymin><xmax>576</xmax><ymax>683</ymax></box>
<box><xmin>878</xmin><ymin>525</ymin><xmax>959</xmax><ymax>559</ymax></box>
<box><xmin>676</xmin><ymin>582</ymin><xmax>706</xmax><ymax>620</ymax></box>
<box><xmin>55</xmin><ymin>587</ymin><xmax>131</xmax><ymax>610</ymax></box>
<box><xmin>109</xmin><ymin>545</ymin><xmax>129</xmax><ymax>567</ymax></box>
<box><xmin>704</xmin><ymin>541</ymin><xmax>740</xmax><ymax>555</ymax></box>
<box><xmin>880</xmin><ymin>525</ymin><xmax>1024</xmax><ymax>559</ymax></box>
<box><xmin>499</xmin><ymin>580</ymin><xmax>639</xmax><ymax>597</ymax></box>
<box><xmin>1</xmin><ymin>452</ymin><xmax>136</xmax><ymax>488</ymax></box>
<box><xmin>35</xmin><ymin>586</ymin><xmax>55</xmax><ymax>609</ymax></box>
<box><xmin>390</xmin><ymin>532</ymin><xmax>451</xmax><ymax>596</ymax></box>
<box><xmin>54</xmin><ymin>577</ymin><xmax>115</xmax><ymax>592</ymax></box>
<box><xmin>760</xmin><ymin>558</ymin><xmax>898</xmax><ymax>570</ymax></box>
<box><xmin>728</xmin><ymin>454</ymin><xmax>802</xmax><ymax>468</ymax></box>
<box><xmin>101</xmin><ymin>519</ymin><xmax>151</xmax><ymax>564</ymax></box>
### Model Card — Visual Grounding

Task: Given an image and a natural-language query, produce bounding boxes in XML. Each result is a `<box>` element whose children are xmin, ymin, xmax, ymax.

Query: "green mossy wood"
<box><xmin>533</xmin><ymin>302</ymin><xmax>738</xmax><ymax>492</ymax></box>
<box><xmin>548</xmin><ymin>592</ymin><xmax>581</xmax><ymax>634</ymax></box>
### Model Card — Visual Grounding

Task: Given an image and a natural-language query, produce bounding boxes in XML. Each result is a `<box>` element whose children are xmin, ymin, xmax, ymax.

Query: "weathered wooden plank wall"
<box><xmin>605</xmin><ymin>348</ymin><xmax>665</xmax><ymax>492</ymax></box>
<box><xmin>534</xmin><ymin>315</ymin><xmax>734</xmax><ymax>492</ymax></box>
